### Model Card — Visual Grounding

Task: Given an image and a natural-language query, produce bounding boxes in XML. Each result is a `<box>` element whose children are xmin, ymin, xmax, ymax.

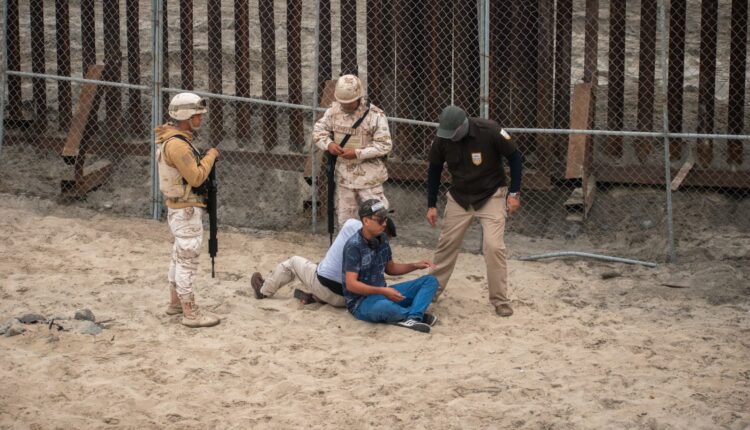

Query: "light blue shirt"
<box><xmin>316</xmin><ymin>219</ymin><xmax>362</xmax><ymax>281</ymax></box>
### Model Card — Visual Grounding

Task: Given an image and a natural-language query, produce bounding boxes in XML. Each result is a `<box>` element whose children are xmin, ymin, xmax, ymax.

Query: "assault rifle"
<box><xmin>206</xmin><ymin>159</ymin><xmax>218</xmax><ymax>278</ymax></box>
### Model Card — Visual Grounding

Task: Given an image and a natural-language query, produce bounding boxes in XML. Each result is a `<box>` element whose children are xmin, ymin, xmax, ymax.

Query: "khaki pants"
<box><xmin>261</xmin><ymin>256</ymin><xmax>346</xmax><ymax>307</ymax></box>
<box><xmin>431</xmin><ymin>187</ymin><xmax>509</xmax><ymax>307</ymax></box>
<box><xmin>336</xmin><ymin>185</ymin><xmax>389</xmax><ymax>226</ymax></box>
<box><xmin>167</xmin><ymin>207</ymin><xmax>204</xmax><ymax>296</ymax></box>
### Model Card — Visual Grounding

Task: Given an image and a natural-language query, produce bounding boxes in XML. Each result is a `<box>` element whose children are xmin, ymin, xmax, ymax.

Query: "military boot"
<box><xmin>165</xmin><ymin>282</ymin><xmax>183</xmax><ymax>315</ymax></box>
<box><xmin>179</xmin><ymin>293</ymin><xmax>220</xmax><ymax>328</ymax></box>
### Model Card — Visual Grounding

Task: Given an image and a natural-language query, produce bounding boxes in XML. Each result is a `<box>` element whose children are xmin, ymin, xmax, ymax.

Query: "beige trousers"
<box><xmin>261</xmin><ymin>256</ymin><xmax>346</xmax><ymax>307</ymax></box>
<box><xmin>431</xmin><ymin>187</ymin><xmax>509</xmax><ymax>307</ymax></box>
<box><xmin>336</xmin><ymin>185</ymin><xmax>389</xmax><ymax>226</ymax></box>
<box><xmin>167</xmin><ymin>207</ymin><xmax>204</xmax><ymax>296</ymax></box>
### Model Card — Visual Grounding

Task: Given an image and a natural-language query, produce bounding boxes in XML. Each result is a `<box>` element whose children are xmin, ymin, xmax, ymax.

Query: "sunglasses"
<box><xmin>369</xmin><ymin>216</ymin><xmax>388</xmax><ymax>226</ymax></box>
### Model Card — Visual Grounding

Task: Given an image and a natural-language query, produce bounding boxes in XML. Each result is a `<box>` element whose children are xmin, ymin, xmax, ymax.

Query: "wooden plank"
<box><xmin>606</xmin><ymin>0</ymin><xmax>626</xmax><ymax>159</ymax></box>
<box><xmin>234</xmin><ymin>0</ymin><xmax>252</xmax><ymax>141</ymax></box>
<box><xmin>126</xmin><ymin>0</ymin><xmax>143</xmax><ymax>132</ymax></box>
<box><xmin>554</xmin><ymin>0</ymin><xmax>572</xmax><ymax>131</ymax></box>
<box><xmin>260</xmin><ymin>0</ymin><xmax>277</xmax><ymax>151</ymax></box>
<box><xmin>512</xmin><ymin>3</ymin><xmax>538</xmax><ymax>156</ymax></box>
<box><xmin>366</xmin><ymin>0</ymin><xmax>394</xmax><ymax>113</ymax></box>
<box><xmin>536</xmin><ymin>0</ymin><xmax>556</xmax><ymax>175</ymax></box>
<box><xmin>453</xmin><ymin>1</ymin><xmax>479</xmax><ymax>118</ymax></box>
<box><xmin>593</xmin><ymin>163</ymin><xmax>750</xmax><ymax>189</ymax></box>
<box><xmin>425</xmin><ymin>1</ymin><xmax>453</xmax><ymax>156</ymax></box>
<box><xmin>56</xmin><ymin>0</ymin><xmax>72</xmax><ymax>131</ymax></box>
<box><xmin>61</xmin><ymin>160</ymin><xmax>112</xmax><ymax>197</ymax></box>
<box><xmin>489</xmin><ymin>0</ymin><xmax>512</xmax><ymax>126</ymax></box>
<box><xmin>394</xmin><ymin>1</ymin><xmax>425</xmax><ymax>159</ymax></box>
<box><xmin>696</xmin><ymin>0</ymin><xmax>718</xmax><ymax>167</ymax></box>
<box><xmin>208</xmin><ymin>0</ymin><xmax>224</xmax><ymax>146</ymax></box>
<box><xmin>635</xmin><ymin>0</ymin><xmax>657</xmax><ymax>162</ymax></box>
<box><xmin>670</xmin><ymin>159</ymin><xmax>695</xmax><ymax>191</ymax></box>
<box><xmin>566</xmin><ymin>83</ymin><xmax>594</xmax><ymax>179</ymax></box>
<box><xmin>667</xmin><ymin>0</ymin><xmax>687</xmax><ymax>161</ymax></box>
<box><xmin>340</xmin><ymin>0</ymin><xmax>358</xmax><ymax>75</ymax></box>
<box><xmin>727</xmin><ymin>0</ymin><xmax>748</xmax><ymax>165</ymax></box>
<box><xmin>62</xmin><ymin>65</ymin><xmax>104</xmax><ymax>158</ymax></box>
<box><xmin>287</xmin><ymin>0</ymin><xmax>303</xmax><ymax>150</ymax></box>
<box><xmin>180</xmin><ymin>0</ymin><xmax>194</xmax><ymax>90</ymax></box>
<box><xmin>30</xmin><ymin>0</ymin><xmax>47</xmax><ymax>128</ymax></box>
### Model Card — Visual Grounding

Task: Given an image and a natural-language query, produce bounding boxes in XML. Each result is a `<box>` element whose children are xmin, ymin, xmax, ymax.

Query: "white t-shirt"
<box><xmin>316</xmin><ymin>219</ymin><xmax>362</xmax><ymax>281</ymax></box>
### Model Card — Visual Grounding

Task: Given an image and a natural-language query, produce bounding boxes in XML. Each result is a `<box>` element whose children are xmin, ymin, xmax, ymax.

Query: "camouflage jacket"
<box><xmin>313</xmin><ymin>102</ymin><xmax>392</xmax><ymax>189</ymax></box>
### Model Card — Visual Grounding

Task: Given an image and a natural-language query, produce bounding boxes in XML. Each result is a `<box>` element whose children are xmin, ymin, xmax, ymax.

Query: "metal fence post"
<box><xmin>0</xmin><ymin>0</ymin><xmax>9</xmax><ymax>160</ymax></box>
<box><xmin>478</xmin><ymin>0</ymin><xmax>490</xmax><ymax>253</ymax></box>
<box><xmin>150</xmin><ymin>0</ymin><xmax>164</xmax><ymax>220</ymax></box>
<box><xmin>658</xmin><ymin>0</ymin><xmax>677</xmax><ymax>262</ymax></box>
<box><xmin>310</xmin><ymin>0</ymin><xmax>321</xmax><ymax>234</ymax></box>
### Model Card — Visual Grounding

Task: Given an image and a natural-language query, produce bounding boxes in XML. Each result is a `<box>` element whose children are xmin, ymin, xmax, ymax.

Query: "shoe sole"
<box><xmin>393</xmin><ymin>320</ymin><xmax>431</xmax><ymax>333</ymax></box>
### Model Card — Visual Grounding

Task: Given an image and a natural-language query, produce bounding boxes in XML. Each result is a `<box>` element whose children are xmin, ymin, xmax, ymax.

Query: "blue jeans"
<box><xmin>354</xmin><ymin>275</ymin><xmax>439</xmax><ymax>323</ymax></box>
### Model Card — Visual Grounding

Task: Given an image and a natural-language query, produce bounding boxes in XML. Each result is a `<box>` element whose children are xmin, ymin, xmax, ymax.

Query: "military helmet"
<box><xmin>168</xmin><ymin>92</ymin><xmax>208</xmax><ymax>121</ymax></box>
<box><xmin>334</xmin><ymin>75</ymin><xmax>364</xmax><ymax>104</ymax></box>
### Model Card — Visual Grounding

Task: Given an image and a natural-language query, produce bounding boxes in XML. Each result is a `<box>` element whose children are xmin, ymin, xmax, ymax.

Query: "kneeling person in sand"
<box><xmin>250</xmin><ymin>217</ymin><xmax>396</xmax><ymax>306</ymax></box>
<box><xmin>342</xmin><ymin>199</ymin><xmax>439</xmax><ymax>333</ymax></box>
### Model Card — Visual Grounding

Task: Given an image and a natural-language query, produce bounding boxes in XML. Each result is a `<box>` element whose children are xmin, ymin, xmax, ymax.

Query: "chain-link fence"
<box><xmin>1</xmin><ymin>0</ymin><xmax>748</xmax><ymax>264</ymax></box>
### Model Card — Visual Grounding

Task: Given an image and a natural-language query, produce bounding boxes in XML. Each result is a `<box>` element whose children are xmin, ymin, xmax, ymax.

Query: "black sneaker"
<box><xmin>293</xmin><ymin>288</ymin><xmax>318</xmax><ymax>305</ymax></box>
<box><xmin>422</xmin><ymin>313</ymin><xmax>438</xmax><ymax>327</ymax></box>
<box><xmin>393</xmin><ymin>318</ymin><xmax>431</xmax><ymax>333</ymax></box>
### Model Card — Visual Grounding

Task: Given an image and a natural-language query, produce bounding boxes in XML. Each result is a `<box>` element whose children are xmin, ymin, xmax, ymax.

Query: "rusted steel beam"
<box><xmin>426</xmin><ymin>1</ymin><xmax>452</xmax><ymax>155</ymax></box>
<box><xmin>81</xmin><ymin>0</ymin><xmax>96</xmax><ymax>80</ymax></box>
<box><xmin>554</xmin><ymin>0</ymin><xmax>572</xmax><ymax>131</ymax></box>
<box><xmin>180</xmin><ymin>0</ymin><xmax>194</xmax><ymax>90</ymax></box>
<box><xmin>317</xmin><ymin>0</ymin><xmax>332</xmax><ymax>99</ymax></box>
<box><xmin>583</xmin><ymin>0</ymin><xmax>598</xmax><ymax>83</ymax></box>
<box><xmin>340</xmin><ymin>0</ymin><xmax>358</xmax><ymax>75</ymax></box>
<box><xmin>394</xmin><ymin>0</ymin><xmax>426</xmax><ymax>159</ymax></box>
<box><xmin>30</xmin><ymin>0</ymin><xmax>47</xmax><ymax>129</ymax></box>
<box><xmin>103</xmin><ymin>0</ymin><xmax>123</xmax><ymax>136</ymax></box>
<box><xmin>511</xmin><ymin>3</ymin><xmax>538</xmax><ymax>157</ymax></box>
<box><xmin>126</xmin><ymin>0</ymin><xmax>143</xmax><ymax>132</ymax></box>
<box><xmin>162</xmin><ymin>5</ymin><xmax>170</xmax><ymax>122</ymax></box>
<box><xmin>56</xmin><ymin>0</ymin><xmax>72</xmax><ymax>131</ymax></box>
<box><xmin>727</xmin><ymin>0</ymin><xmax>747</xmax><ymax>165</ymax></box>
<box><xmin>234</xmin><ymin>0</ymin><xmax>252</xmax><ymax>142</ymax></box>
<box><xmin>207</xmin><ymin>0</ymin><xmax>224</xmax><ymax>146</ymax></box>
<box><xmin>287</xmin><ymin>0</ymin><xmax>303</xmax><ymax>151</ymax></box>
<box><xmin>489</xmin><ymin>1</ymin><xmax>512</xmax><ymax>126</ymax></box>
<box><xmin>667</xmin><ymin>0</ymin><xmax>686</xmax><ymax>161</ymax></box>
<box><xmin>260</xmin><ymin>0</ymin><xmax>278</xmax><ymax>151</ymax></box>
<box><xmin>6</xmin><ymin>0</ymin><xmax>22</xmax><ymax>122</ymax></box>
<box><xmin>593</xmin><ymin>163</ymin><xmax>750</xmax><ymax>189</ymax></box>
<box><xmin>696</xmin><ymin>0</ymin><xmax>718</xmax><ymax>167</ymax></box>
<box><xmin>606</xmin><ymin>0</ymin><xmax>625</xmax><ymax>159</ymax></box>
<box><xmin>635</xmin><ymin>0</ymin><xmax>656</xmax><ymax>162</ymax></box>
<box><xmin>366</xmin><ymin>0</ymin><xmax>394</xmax><ymax>113</ymax></box>
<box><xmin>537</xmin><ymin>0</ymin><xmax>556</xmax><ymax>174</ymax></box>
<box><xmin>453</xmin><ymin>1</ymin><xmax>479</xmax><ymax>118</ymax></box>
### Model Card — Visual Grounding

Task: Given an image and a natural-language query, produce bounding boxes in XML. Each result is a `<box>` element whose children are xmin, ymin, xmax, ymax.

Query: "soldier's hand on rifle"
<box><xmin>327</xmin><ymin>142</ymin><xmax>344</xmax><ymax>156</ymax></box>
<box><xmin>340</xmin><ymin>148</ymin><xmax>357</xmax><ymax>160</ymax></box>
<box><xmin>207</xmin><ymin>148</ymin><xmax>220</xmax><ymax>159</ymax></box>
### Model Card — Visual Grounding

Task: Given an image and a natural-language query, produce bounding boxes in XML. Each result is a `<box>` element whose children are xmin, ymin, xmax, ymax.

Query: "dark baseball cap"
<box><xmin>358</xmin><ymin>199</ymin><xmax>394</xmax><ymax>219</ymax></box>
<box><xmin>436</xmin><ymin>105</ymin><xmax>467</xmax><ymax>139</ymax></box>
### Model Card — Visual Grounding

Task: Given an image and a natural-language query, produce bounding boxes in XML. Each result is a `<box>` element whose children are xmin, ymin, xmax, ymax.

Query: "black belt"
<box><xmin>317</xmin><ymin>273</ymin><xmax>344</xmax><ymax>296</ymax></box>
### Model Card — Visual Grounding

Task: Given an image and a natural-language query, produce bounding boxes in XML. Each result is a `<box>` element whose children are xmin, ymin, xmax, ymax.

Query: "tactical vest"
<box><xmin>156</xmin><ymin>136</ymin><xmax>206</xmax><ymax>204</ymax></box>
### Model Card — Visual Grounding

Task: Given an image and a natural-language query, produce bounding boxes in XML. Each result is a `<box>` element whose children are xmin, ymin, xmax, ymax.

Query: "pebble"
<box><xmin>74</xmin><ymin>309</ymin><xmax>96</xmax><ymax>322</ymax></box>
<box><xmin>0</xmin><ymin>319</ymin><xmax>17</xmax><ymax>335</ymax></box>
<box><xmin>77</xmin><ymin>320</ymin><xmax>103</xmax><ymax>336</ymax></box>
<box><xmin>17</xmin><ymin>313</ymin><xmax>46</xmax><ymax>324</ymax></box>
<box><xmin>641</xmin><ymin>219</ymin><xmax>654</xmax><ymax>229</ymax></box>
<box><xmin>4</xmin><ymin>320</ymin><xmax>26</xmax><ymax>337</ymax></box>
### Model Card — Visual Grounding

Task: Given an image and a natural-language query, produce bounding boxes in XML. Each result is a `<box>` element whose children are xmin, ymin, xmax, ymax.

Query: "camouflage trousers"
<box><xmin>336</xmin><ymin>184</ymin><xmax>389</xmax><ymax>226</ymax></box>
<box><xmin>167</xmin><ymin>207</ymin><xmax>204</xmax><ymax>296</ymax></box>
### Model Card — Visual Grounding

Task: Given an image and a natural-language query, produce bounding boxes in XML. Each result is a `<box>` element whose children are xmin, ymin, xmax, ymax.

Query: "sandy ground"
<box><xmin>0</xmin><ymin>193</ymin><xmax>748</xmax><ymax>429</ymax></box>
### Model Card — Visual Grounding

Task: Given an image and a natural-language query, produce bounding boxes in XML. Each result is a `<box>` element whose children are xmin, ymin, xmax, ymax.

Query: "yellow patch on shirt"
<box><xmin>471</xmin><ymin>152</ymin><xmax>482</xmax><ymax>166</ymax></box>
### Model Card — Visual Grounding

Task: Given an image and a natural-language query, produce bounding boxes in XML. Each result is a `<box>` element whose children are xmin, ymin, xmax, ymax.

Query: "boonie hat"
<box><xmin>436</xmin><ymin>105</ymin><xmax>467</xmax><ymax>139</ymax></box>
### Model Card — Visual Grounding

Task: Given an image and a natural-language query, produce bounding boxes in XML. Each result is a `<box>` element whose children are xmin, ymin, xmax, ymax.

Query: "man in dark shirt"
<box><xmin>425</xmin><ymin>105</ymin><xmax>523</xmax><ymax>317</ymax></box>
<box><xmin>342</xmin><ymin>199</ymin><xmax>439</xmax><ymax>333</ymax></box>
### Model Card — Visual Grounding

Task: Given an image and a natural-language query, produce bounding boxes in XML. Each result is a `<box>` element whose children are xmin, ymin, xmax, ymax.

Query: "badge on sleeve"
<box><xmin>471</xmin><ymin>152</ymin><xmax>482</xmax><ymax>166</ymax></box>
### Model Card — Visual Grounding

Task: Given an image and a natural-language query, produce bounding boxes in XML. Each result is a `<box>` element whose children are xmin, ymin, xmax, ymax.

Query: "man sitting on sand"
<box><xmin>342</xmin><ymin>199</ymin><xmax>439</xmax><ymax>333</ymax></box>
<box><xmin>250</xmin><ymin>217</ymin><xmax>397</xmax><ymax>307</ymax></box>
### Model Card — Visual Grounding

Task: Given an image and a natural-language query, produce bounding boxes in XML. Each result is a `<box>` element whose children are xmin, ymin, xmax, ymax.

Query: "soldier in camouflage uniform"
<box><xmin>313</xmin><ymin>75</ymin><xmax>393</xmax><ymax>225</ymax></box>
<box><xmin>155</xmin><ymin>92</ymin><xmax>221</xmax><ymax>328</ymax></box>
